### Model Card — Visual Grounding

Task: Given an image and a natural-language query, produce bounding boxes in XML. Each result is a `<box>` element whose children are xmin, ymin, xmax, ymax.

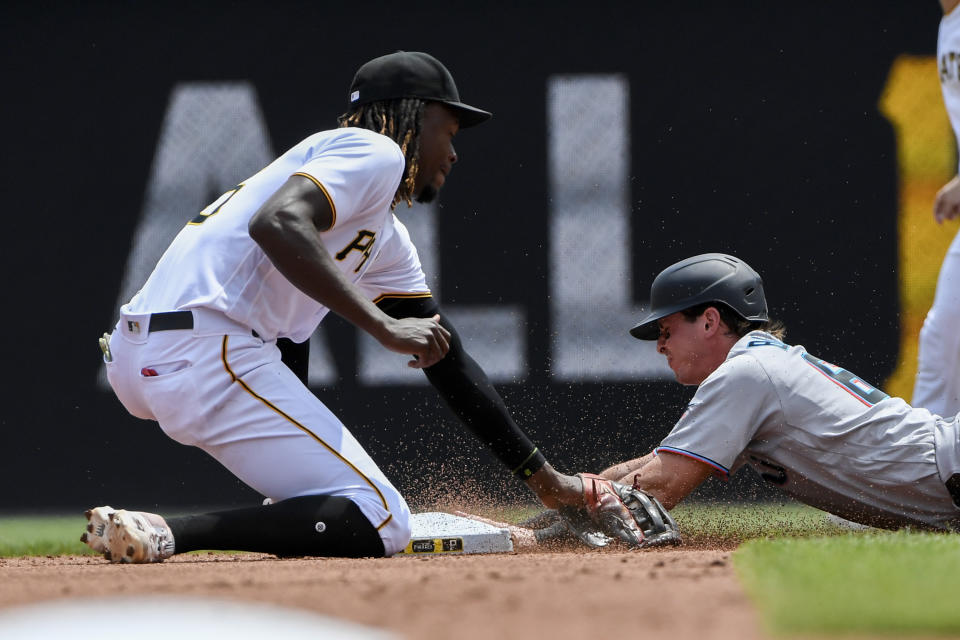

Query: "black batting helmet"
<box><xmin>630</xmin><ymin>253</ymin><xmax>768</xmax><ymax>340</ymax></box>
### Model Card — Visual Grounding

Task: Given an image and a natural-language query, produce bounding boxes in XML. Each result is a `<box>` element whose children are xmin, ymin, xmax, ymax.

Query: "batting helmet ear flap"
<box><xmin>630</xmin><ymin>253</ymin><xmax>768</xmax><ymax>340</ymax></box>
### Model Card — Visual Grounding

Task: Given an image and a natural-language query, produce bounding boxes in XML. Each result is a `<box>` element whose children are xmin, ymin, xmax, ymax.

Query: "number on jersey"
<box><xmin>802</xmin><ymin>353</ymin><xmax>889</xmax><ymax>407</ymax></box>
<box><xmin>188</xmin><ymin>185</ymin><xmax>243</xmax><ymax>225</ymax></box>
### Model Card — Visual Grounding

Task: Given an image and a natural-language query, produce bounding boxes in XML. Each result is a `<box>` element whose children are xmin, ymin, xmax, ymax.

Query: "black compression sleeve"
<box><xmin>167</xmin><ymin>495</ymin><xmax>385</xmax><ymax>558</ymax></box>
<box><xmin>377</xmin><ymin>296</ymin><xmax>547</xmax><ymax>480</ymax></box>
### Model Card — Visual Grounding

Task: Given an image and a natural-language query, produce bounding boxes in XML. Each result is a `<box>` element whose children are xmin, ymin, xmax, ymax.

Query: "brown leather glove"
<box><xmin>557</xmin><ymin>473</ymin><xmax>681</xmax><ymax>548</ymax></box>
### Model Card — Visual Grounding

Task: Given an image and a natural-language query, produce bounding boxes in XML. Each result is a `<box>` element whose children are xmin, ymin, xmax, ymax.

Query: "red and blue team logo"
<box><xmin>818</xmin><ymin>360</ymin><xmax>844</xmax><ymax>376</ymax></box>
<box><xmin>848</xmin><ymin>377</ymin><xmax>875</xmax><ymax>395</ymax></box>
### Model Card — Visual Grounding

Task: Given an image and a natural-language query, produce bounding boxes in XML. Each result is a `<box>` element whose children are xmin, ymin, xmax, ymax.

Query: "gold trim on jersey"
<box><xmin>372</xmin><ymin>291</ymin><xmax>433</xmax><ymax>304</ymax></box>
<box><xmin>219</xmin><ymin>335</ymin><xmax>393</xmax><ymax>530</ymax></box>
<box><xmin>291</xmin><ymin>172</ymin><xmax>337</xmax><ymax>230</ymax></box>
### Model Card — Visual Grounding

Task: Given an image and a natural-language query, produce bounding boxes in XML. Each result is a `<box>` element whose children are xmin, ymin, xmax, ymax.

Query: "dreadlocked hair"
<box><xmin>338</xmin><ymin>98</ymin><xmax>427</xmax><ymax>209</ymax></box>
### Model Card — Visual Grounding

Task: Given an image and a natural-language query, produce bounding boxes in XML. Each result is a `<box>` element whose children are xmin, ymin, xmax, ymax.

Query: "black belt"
<box><xmin>145</xmin><ymin>310</ymin><xmax>259</xmax><ymax>338</ymax></box>
<box><xmin>148</xmin><ymin>311</ymin><xmax>194</xmax><ymax>332</ymax></box>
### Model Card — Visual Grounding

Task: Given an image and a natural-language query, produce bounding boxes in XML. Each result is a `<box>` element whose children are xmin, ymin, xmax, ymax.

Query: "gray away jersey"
<box><xmin>657</xmin><ymin>331</ymin><xmax>960</xmax><ymax>530</ymax></box>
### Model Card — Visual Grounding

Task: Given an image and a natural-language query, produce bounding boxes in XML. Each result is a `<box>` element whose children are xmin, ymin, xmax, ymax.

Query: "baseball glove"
<box><xmin>557</xmin><ymin>473</ymin><xmax>681</xmax><ymax>549</ymax></box>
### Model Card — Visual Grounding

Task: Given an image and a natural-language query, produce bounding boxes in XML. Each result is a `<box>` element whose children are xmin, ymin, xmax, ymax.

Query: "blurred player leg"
<box><xmin>914</xmin><ymin>228</ymin><xmax>960</xmax><ymax>417</ymax></box>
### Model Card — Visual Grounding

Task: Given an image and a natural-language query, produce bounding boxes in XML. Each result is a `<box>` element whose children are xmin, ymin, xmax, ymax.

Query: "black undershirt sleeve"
<box><xmin>377</xmin><ymin>295</ymin><xmax>547</xmax><ymax>480</ymax></box>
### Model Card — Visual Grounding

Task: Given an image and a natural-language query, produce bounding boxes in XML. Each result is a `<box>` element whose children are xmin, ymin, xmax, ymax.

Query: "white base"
<box><xmin>394</xmin><ymin>512</ymin><xmax>514</xmax><ymax>555</ymax></box>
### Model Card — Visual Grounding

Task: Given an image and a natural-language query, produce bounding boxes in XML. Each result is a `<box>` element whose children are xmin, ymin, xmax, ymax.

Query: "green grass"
<box><xmin>671</xmin><ymin>502</ymin><xmax>848</xmax><ymax>543</ymax></box>
<box><xmin>7</xmin><ymin>506</ymin><xmax>960</xmax><ymax>637</ymax></box>
<box><xmin>735</xmin><ymin>531</ymin><xmax>960</xmax><ymax>635</ymax></box>
<box><xmin>1</xmin><ymin>502</ymin><xmax>837</xmax><ymax>558</ymax></box>
<box><xmin>0</xmin><ymin>515</ymin><xmax>97</xmax><ymax>557</ymax></box>
<box><xmin>451</xmin><ymin>500</ymin><xmax>852</xmax><ymax>546</ymax></box>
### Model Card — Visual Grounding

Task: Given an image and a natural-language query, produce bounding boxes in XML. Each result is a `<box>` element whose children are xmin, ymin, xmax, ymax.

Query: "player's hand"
<box><xmin>379</xmin><ymin>314</ymin><xmax>450</xmax><ymax>368</ymax></box>
<box><xmin>557</xmin><ymin>473</ymin><xmax>682</xmax><ymax>549</ymax></box>
<box><xmin>934</xmin><ymin>175</ymin><xmax>960</xmax><ymax>224</ymax></box>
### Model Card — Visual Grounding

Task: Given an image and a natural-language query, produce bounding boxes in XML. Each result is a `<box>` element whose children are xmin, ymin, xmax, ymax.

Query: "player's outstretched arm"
<box><xmin>598</xmin><ymin>452</ymin><xmax>655</xmax><ymax>482</ymax></box>
<box><xmin>934</xmin><ymin>174</ymin><xmax>960</xmax><ymax>224</ymax></box>
<box><xmin>615</xmin><ymin>450</ymin><xmax>713</xmax><ymax>510</ymax></box>
<box><xmin>376</xmin><ymin>296</ymin><xmax>582</xmax><ymax>509</ymax></box>
<box><xmin>249</xmin><ymin>175</ymin><xmax>449</xmax><ymax>367</ymax></box>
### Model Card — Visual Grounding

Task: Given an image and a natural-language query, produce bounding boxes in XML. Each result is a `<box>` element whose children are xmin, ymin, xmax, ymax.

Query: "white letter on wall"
<box><xmin>547</xmin><ymin>74</ymin><xmax>670</xmax><ymax>380</ymax></box>
<box><xmin>356</xmin><ymin>204</ymin><xmax>528</xmax><ymax>385</ymax></box>
<box><xmin>102</xmin><ymin>82</ymin><xmax>337</xmax><ymax>387</ymax></box>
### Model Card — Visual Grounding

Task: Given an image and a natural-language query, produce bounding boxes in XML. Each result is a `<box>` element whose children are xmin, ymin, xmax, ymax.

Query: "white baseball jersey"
<box><xmin>658</xmin><ymin>331</ymin><xmax>960</xmax><ymax>530</ymax></box>
<box><xmin>938</xmin><ymin>7</ymin><xmax>960</xmax><ymax>144</ymax></box>
<box><xmin>107</xmin><ymin>127</ymin><xmax>434</xmax><ymax>555</ymax></box>
<box><xmin>126</xmin><ymin>126</ymin><xmax>430</xmax><ymax>343</ymax></box>
<box><xmin>914</xmin><ymin>7</ymin><xmax>960</xmax><ymax>417</ymax></box>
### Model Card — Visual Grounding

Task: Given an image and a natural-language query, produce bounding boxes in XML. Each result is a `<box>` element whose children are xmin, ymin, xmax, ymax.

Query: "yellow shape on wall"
<box><xmin>879</xmin><ymin>55</ymin><xmax>959</xmax><ymax>400</ymax></box>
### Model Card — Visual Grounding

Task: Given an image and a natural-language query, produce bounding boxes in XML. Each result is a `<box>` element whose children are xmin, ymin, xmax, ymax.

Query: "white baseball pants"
<box><xmin>104</xmin><ymin>306</ymin><xmax>412</xmax><ymax>555</ymax></box>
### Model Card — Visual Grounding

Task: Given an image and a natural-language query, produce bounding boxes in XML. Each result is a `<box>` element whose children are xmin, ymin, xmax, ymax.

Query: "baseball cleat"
<box><xmin>81</xmin><ymin>507</ymin><xmax>175</xmax><ymax>563</ymax></box>
<box><xmin>80</xmin><ymin>506</ymin><xmax>114</xmax><ymax>553</ymax></box>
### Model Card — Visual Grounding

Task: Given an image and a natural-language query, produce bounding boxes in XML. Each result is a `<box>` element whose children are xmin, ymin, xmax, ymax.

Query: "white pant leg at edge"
<box><xmin>105</xmin><ymin>326</ymin><xmax>412</xmax><ymax>555</ymax></box>
<box><xmin>914</xmin><ymin>227</ymin><xmax>960</xmax><ymax>418</ymax></box>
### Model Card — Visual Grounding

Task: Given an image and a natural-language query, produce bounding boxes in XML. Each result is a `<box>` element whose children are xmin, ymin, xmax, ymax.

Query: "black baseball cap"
<box><xmin>347</xmin><ymin>51</ymin><xmax>492</xmax><ymax>128</ymax></box>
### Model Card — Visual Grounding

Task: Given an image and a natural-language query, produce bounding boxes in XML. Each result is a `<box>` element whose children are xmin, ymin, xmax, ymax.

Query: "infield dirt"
<box><xmin>1</xmin><ymin>547</ymin><xmax>760</xmax><ymax>639</ymax></box>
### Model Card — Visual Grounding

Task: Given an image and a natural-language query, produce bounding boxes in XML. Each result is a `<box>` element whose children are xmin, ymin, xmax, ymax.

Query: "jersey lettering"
<box><xmin>802</xmin><ymin>352</ymin><xmax>889</xmax><ymax>406</ymax></box>
<box><xmin>941</xmin><ymin>50</ymin><xmax>960</xmax><ymax>83</ymax></box>
<box><xmin>747</xmin><ymin>338</ymin><xmax>788</xmax><ymax>351</ymax></box>
<box><xmin>335</xmin><ymin>230</ymin><xmax>376</xmax><ymax>272</ymax></box>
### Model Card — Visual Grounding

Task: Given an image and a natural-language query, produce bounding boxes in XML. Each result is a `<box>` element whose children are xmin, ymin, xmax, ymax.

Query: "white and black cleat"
<box><xmin>109</xmin><ymin>510</ymin><xmax>175</xmax><ymax>563</ymax></box>
<box><xmin>81</xmin><ymin>507</ymin><xmax>174</xmax><ymax>563</ymax></box>
<box><xmin>80</xmin><ymin>506</ymin><xmax>115</xmax><ymax>554</ymax></box>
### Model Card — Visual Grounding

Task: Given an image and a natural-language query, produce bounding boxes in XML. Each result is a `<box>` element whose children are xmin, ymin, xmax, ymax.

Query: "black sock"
<box><xmin>167</xmin><ymin>494</ymin><xmax>386</xmax><ymax>558</ymax></box>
